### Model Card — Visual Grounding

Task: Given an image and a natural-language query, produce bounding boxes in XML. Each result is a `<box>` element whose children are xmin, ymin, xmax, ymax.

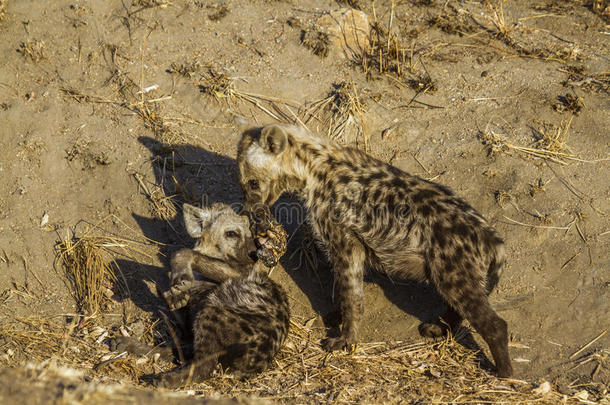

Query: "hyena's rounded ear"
<box><xmin>182</xmin><ymin>204</ymin><xmax>211</xmax><ymax>238</ymax></box>
<box><xmin>260</xmin><ymin>125</ymin><xmax>287</xmax><ymax>155</ymax></box>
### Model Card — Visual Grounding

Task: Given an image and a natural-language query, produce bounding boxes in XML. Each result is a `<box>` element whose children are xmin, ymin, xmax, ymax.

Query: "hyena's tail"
<box><xmin>486</xmin><ymin>233</ymin><xmax>506</xmax><ymax>295</ymax></box>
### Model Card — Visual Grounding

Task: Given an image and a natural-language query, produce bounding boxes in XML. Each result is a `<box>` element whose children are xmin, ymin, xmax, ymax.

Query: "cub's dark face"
<box><xmin>237</xmin><ymin>125</ymin><xmax>288</xmax><ymax>210</ymax></box>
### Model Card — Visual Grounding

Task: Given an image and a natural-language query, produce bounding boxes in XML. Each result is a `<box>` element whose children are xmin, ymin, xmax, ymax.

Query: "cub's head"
<box><xmin>237</xmin><ymin>125</ymin><xmax>290</xmax><ymax>210</ymax></box>
<box><xmin>182</xmin><ymin>203</ymin><xmax>257</xmax><ymax>271</ymax></box>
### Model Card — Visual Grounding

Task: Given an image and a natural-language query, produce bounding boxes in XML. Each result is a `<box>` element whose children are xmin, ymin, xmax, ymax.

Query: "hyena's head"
<box><xmin>182</xmin><ymin>203</ymin><xmax>257</xmax><ymax>271</ymax></box>
<box><xmin>237</xmin><ymin>125</ymin><xmax>292</xmax><ymax>210</ymax></box>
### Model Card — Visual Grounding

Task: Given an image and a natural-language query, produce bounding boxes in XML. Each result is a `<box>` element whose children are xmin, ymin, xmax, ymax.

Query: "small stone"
<box><xmin>314</xmin><ymin>8</ymin><xmax>370</xmax><ymax>59</ymax></box>
<box><xmin>573</xmin><ymin>390</ymin><xmax>589</xmax><ymax>401</ymax></box>
<box><xmin>533</xmin><ymin>381</ymin><xmax>551</xmax><ymax>396</ymax></box>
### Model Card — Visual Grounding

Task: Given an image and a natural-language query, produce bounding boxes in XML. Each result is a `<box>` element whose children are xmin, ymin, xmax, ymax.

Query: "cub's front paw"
<box><xmin>164</xmin><ymin>278</ymin><xmax>192</xmax><ymax>310</ymax></box>
<box><xmin>163</xmin><ymin>290</ymin><xmax>190</xmax><ymax>311</ymax></box>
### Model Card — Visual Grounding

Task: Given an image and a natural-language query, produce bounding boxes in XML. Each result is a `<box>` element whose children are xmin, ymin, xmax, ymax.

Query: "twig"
<box><xmin>570</xmin><ymin>330</ymin><xmax>607</xmax><ymax>359</ymax></box>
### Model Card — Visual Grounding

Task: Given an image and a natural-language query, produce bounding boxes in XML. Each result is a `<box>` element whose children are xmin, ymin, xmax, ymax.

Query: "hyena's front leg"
<box><xmin>322</xmin><ymin>237</ymin><xmax>366</xmax><ymax>351</ymax></box>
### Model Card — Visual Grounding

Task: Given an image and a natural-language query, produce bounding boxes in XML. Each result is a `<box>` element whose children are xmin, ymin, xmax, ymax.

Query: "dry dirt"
<box><xmin>0</xmin><ymin>0</ymin><xmax>609</xmax><ymax>403</ymax></box>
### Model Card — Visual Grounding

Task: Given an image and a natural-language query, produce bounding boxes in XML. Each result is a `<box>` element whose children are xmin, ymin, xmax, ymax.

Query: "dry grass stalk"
<box><xmin>132</xmin><ymin>0</ymin><xmax>171</xmax><ymax>8</ymax></box>
<box><xmin>161</xmin><ymin>322</ymin><xmax>594</xmax><ymax>404</ymax></box>
<box><xmin>479</xmin><ymin>117</ymin><xmax>595</xmax><ymax>165</ymax></box>
<box><xmin>167</xmin><ymin>60</ymin><xmax>201</xmax><ymax>78</ymax></box>
<box><xmin>358</xmin><ymin>2</ymin><xmax>409</xmax><ymax>81</ymax></box>
<box><xmin>197</xmin><ymin>68</ymin><xmax>301</xmax><ymax>123</ymax></box>
<box><xmin>305</xmin><ymin>82</ymin><xmax>368</xmax><ymax>149</ymax></box>
<box><xmin>57</xmin><ymin>236</ymin><xmax>118</xmax><ymax>315</ymax></box>
<box><xmin>55</xmin><ymin>214</ymin><xmax>160</xmax><ymax>315</ymax></box>
<box><xmin>133</xmin><ymin>172</ymin><xmax>178</xmax><ymax>220</ymax></box>
<box><xmin>485</xmin><ymin>0</ymin><xmax>511</xmax><ymax>42</ymax></box>
<box><xmin>60</xmin><ymin>87</ymin><xmax>185</xmax><ymax>144</ymax></box>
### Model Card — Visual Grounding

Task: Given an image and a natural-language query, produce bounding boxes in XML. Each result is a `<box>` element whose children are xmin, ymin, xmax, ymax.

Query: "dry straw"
<box><xmin>57</xmin><ymin>236</ymin><xmax>118</xmax><ymax>315</ymax></box>
<box><xmin>479</xmin><ymin>117</ymin><xmax>607</xmax><ymax>165</ymax></box>
<box><xmin>197</xmin><ymin>68</ymin><xmax>302</xmax><ymax>124</ymax></box>
<box><xmin>305</xmin><ymin>82</ymin><xmax>368</xmax><ymax>149</ymax></box>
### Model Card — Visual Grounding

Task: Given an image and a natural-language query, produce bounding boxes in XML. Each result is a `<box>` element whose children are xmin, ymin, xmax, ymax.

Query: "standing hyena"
<box><xmin>237</xmin><ymin>124</ymin><xmax>512</xmax><ymax>377</ymax></box>
<box><xmin>116</xmin><ymin>203</ymin><xmax>290</xmax><ymax>387</ymax></box>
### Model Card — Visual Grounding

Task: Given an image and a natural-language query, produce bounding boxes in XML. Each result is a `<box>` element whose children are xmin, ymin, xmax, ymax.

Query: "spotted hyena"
<box><xmin>115</xmin><ymin>203</ymin><xmax>290</xmax><ymax>387</ymax></box>
<box><xmin>237</xmin><ymin>124</ymin><xmax>512</xmax><ymax>377</ymax></box>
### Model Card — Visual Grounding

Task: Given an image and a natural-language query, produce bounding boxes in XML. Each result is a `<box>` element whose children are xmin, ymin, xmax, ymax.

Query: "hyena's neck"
<box><xmin>283</xmin><ymin>129</ymin><xmax>341</xmax><ymax>198</ymax></box>
<box><xmin>284</xmin><ymin>129</ymin><xmax>330</xmax><ymax>189</ymax></box>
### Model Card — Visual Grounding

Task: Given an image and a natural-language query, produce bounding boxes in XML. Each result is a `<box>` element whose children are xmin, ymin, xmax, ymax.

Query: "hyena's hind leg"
<box><xmin>153</xmin><ymin>353</ymin><xmax>219</xmax><ymax>388</ymax></box>
<box><xmin>435</xmin><ymin>271</ymin><xmax>512</xmax><ymax>377</ymax></box>
<box><xmin>153</xmin><ymin>325</ymin><xmax>224</xmax><ymax>388</ymax></box>
<box><xmin>456</xmin><ymin>293</ymin><xmax>512</xmax><ymax>377</ymax></box>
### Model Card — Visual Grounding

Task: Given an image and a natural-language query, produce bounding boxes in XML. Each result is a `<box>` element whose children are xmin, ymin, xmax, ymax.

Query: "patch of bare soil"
<box><xmin>0</xmin><ymin>0</ymin><xmax>608</xmax><ymax>403</ymax></box>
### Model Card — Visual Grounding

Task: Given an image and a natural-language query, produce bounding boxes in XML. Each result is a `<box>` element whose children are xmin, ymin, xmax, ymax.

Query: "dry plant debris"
<box><xmin>360</xmin><ymin>13</ymin><xmax>408</xmax><ymax>80</ymax></box>
<box><xmin>65</xmin><ymin>139</ymin><xmax>111</xmax><ymax>170</ymax></box>
<box><xmin>0</xmin><ymin>316</ymin><xmax>604</xmax><ymax>404</ymax></box>
<box><xmin>54</xmin><ymin>215</ymin><xmax>160</xmax><ymax>315</ymax></box>
<box><xmin>301</xmin><ymin>28</ymin><xmax>330</xmax><ymax>57</ymax></box>
<box><xmin>479</xmin><ymin>117</ymin><xmax>589</xmax><ymax>165</ymax></box>
<box><xmin>56</xmin><ymin>237</ymin><xmax>118</xmax><ymax>314</ymax></box>
<box><xmin>197</xmin><ymin>68</ymin><xmax>300</xmax><ymax>123</ymax></box>
<box><xmin>133</xmin><ymin>172</ymin><xmax>178</xmax><ymax>221</ymax></box>
<box><xmin>429</xmin><ymin>6</ymin><xmax>479</xmax><ymax>36</ymax></box>
<box><xmin>305</xmin><ymin>82</ymin><xmax>367</xmax><ymax>148</ymax></box>
<box><xmin>532</xmin><ymin>1</ymin><xmax>574</xmax><ymax>14</ymax></box>
<box><xmin>17</xmin><ymin>39</ymin><xmax>46</xmax><ymax>63</ymax></box>
<box><xmin>133</xmin><ymin>0</ymin><xmax>172</xmax><ymax>8</ymax></box>
<box><xmin>553</xmin><ymin>93</ymin><xmax>584</xmax><ymax>115</ymax></box>
<box><xmin>561</xmin><ymin>66</ymin><xmax>610</xmax><ymax>94</ymax></box>
<box><xmin>208</xmin><ymin>5</ymin><xmax>230</xmax><ymax>22</ymax></box>
<box><xmin>167</xmin><ymin>60</ymin><xmax>201</xmax><ymax>78</ymax></box>
<box><xmin>336</xmin><ymin>0</ymin><xmax>363</xmax><ymax>9</ymax></box>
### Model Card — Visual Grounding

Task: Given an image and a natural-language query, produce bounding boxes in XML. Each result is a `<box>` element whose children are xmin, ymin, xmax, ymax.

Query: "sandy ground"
<box><xmin>0</xmin><ymin>0</ymin><xmax>608</xmax><ymax>402</ymax></box>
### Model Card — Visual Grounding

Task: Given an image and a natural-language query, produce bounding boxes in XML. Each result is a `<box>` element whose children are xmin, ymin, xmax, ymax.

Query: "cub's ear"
<box><xmin>183</xmin><ymin>204</ymin><xmax>211</xmax><ymax>238</ymax></box>
<box><xmin>260</xmin><ymin>125</ymin><xmax>287</xmax><ymax>155</ymax></box>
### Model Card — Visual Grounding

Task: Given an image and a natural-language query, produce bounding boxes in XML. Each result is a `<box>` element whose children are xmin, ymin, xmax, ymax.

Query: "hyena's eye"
<box><xmin>248</xmin><ymin>179</ymin><xmax>260</xmax><ymax>191</ymax></box>
<box><xmin>225</xmin><ymin>230</ymin><xmax>239</xmax><ymax>238</ymax></box>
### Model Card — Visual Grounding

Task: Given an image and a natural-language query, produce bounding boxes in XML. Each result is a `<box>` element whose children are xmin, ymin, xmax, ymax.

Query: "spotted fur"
<box><xmin>237</xmin><ymin>124</ymin><xmax>512</xmax><ymax>377</ymax></box>
<box><xmin>121</xmin><ymin>204</ymin><xmax>290</xmax><ymax>387</ymax></box>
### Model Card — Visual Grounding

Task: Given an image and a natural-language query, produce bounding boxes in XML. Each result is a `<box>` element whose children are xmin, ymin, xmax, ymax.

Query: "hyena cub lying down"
<box><xmin>116</xmin><ymin>203</ymin><xmax>290</xmax><ymax>387</ymax></box>
<box><xmin>238</xmin><ymin>124</ymin><xmax>513</xmax><ymax>377</ymax></box>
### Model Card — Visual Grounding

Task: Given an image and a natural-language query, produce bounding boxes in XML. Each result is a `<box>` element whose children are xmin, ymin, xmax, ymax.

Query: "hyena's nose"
<box><xmin>248</xmin><ymin>250</ymin><xmax>259</xmax><ymax>262</ymax></box>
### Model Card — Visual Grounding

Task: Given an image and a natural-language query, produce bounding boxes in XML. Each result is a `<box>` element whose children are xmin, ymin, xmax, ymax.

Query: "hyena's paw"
<box><xmin>163</xmin><ymin>289</ymin><xmax>189</xmax><ymax>311</ymax></box>
<box><xmin>109</xmin><ymin>336</ymin><xmax>151</xmax><ymax>356</ymax></box>
<box><xmin>165</xmin><ymin>278</ymin><xmax>192</xmax><ymax>310</ymax></box>
<box><xmin>152</xmin><ymin>370</ymin><xmax>183</xmax><ymax>389</ymax></box>
<box><xmin>418</xmin><ymin>322</ymin><xmax>447</xmax><ymax>338</ymax></box>
<box><xmin>321</xmin><ymin>335</ymin><xmax>357</xmax><ymax>352</ymax></box>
